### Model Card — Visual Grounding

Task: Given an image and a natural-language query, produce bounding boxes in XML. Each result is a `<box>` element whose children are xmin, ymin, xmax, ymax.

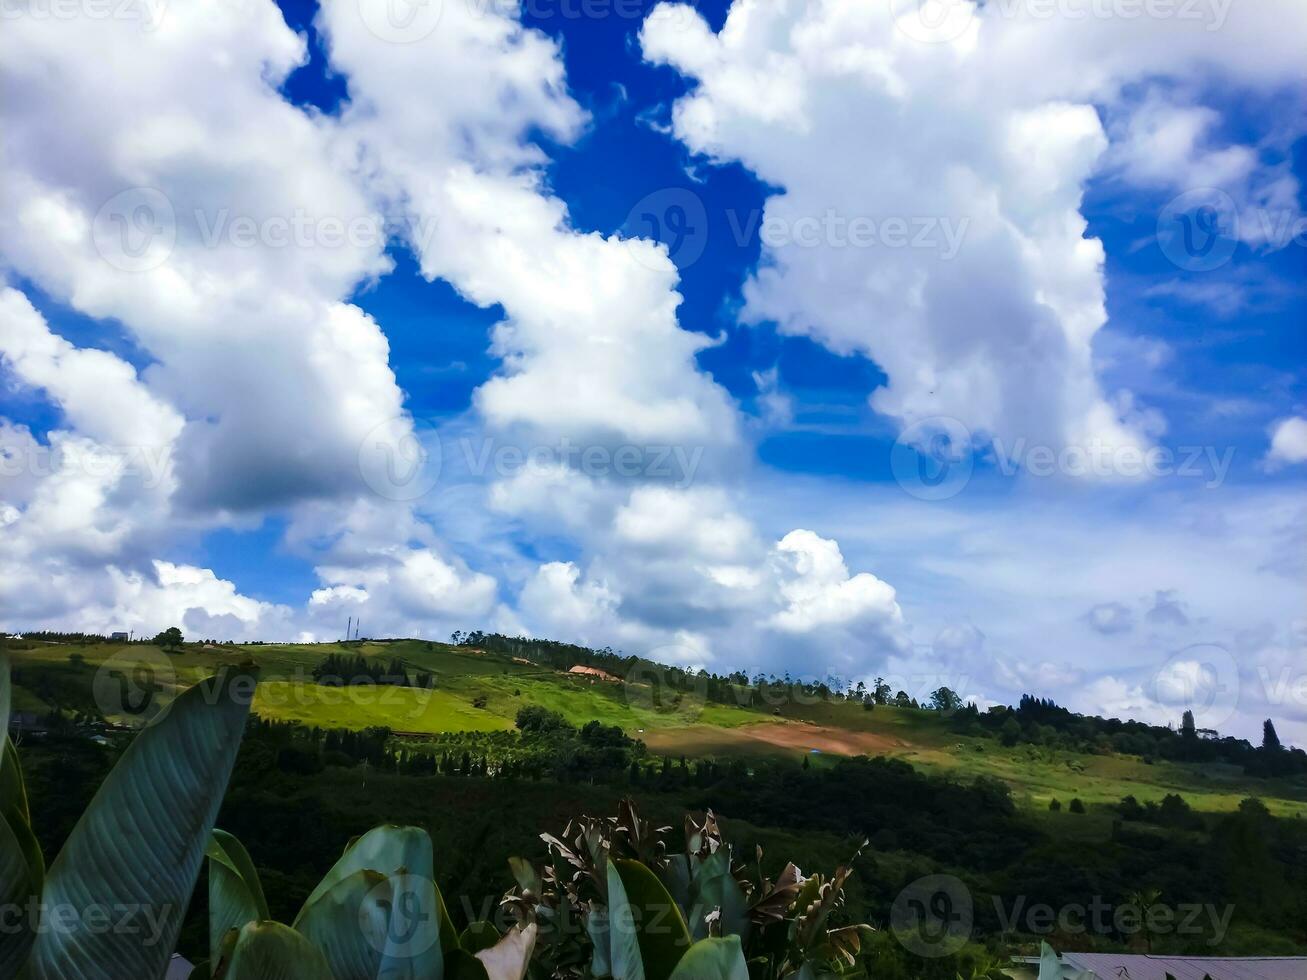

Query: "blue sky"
<box><xmin>1</xmin><ymin>0</ymin><xmax>1305</xmax><ymax>738</ymax></box>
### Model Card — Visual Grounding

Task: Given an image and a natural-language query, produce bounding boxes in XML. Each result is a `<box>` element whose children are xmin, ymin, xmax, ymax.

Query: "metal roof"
<box><xmin>1063</xmin><ymin>952</ymin><xmax>1307</xmax><ymax>980</ymax></box>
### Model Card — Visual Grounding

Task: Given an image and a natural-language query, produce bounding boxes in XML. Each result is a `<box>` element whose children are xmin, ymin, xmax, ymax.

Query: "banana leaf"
<box><xmin>687</xmin><ymin>849</ymin><xmax>749</xmax><ymax>942</ymax></box>
<box><xmin>0</xmin><ymin>651</ymin><xmax>43</xmax><ymax>976</ymax></box>
<box><xmin>27</xmin><ymin>666</ymin><xmax>257</xmax><ymax>980</ymax></box>
<box><xmin>294</xmin><ymin>826</ymin><xmax>444</xmax><ymax>979</ymax></box>
<box><xmin>219</xmin><ymin>921</ymin><xmax>333</xmax><ymax>980</ymax></box>
<box><xmin>608</xmin><ymin>859</ymin><xmax>692</xmax><ymax>980</ymax></box>
<box><xmin>206</xmin><ymin>830</ymin><xmax>269</xmax><ymax>968</ymax></box>
<box><xmin>297</xmin><ymin>824</ymin><xmax>434</xmax><ymax>913</ymax></box>
<box><xmin>298</xmin><ymin>868</ymin><xmax>443</xmax><ymax>979</ymax></box>
<box><xmin>668</xmin><ymin>936</ymin><xmax>750</xmax><ymax>980</ymax></box>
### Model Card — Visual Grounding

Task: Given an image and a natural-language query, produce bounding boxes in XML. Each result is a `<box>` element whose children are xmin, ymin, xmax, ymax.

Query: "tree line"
<box><xmin>310</xmin><ymin>653</ymin><xmax>435</xmax><ymax>688</ymax></box>
<box><xmin>949</xmin><ymin>695</ymin><xmax>1307</xmax><ymax>778</ymax></box>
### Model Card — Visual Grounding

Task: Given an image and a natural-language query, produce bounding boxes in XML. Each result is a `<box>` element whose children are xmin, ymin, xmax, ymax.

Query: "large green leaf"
<box><xmin>668</xmin><ymin>937</ymin><xmax>750</xmax><ymax>980</ymax></box>
<box><xmin>296</xmin><ymin>867</ymin><xmax>389</xmax><ymax>979</ymax></box>
<box><xmin>27</xmin><ymin>666</ymin><xmax>258</xmax><ymax>980</ymax></box>
<box><xmin>436</xmin><ymin>877</ymin><xmax>460</xmax><ymax>956</ymax></box>
<box><xmin>1</xmin><ymin>738</ymin><xmax>34</xmax><ymax>835</ymax></box>
<box><xmin>297</xmin><ymin>868</ymin><xmax>443</xmax><ymax>980</ymax></box>
<box><xmin>297</xmin><ymin>824</ymin><xmax>434</xmax><ymax>915</ymax></box>
<box><xmin>0</xmin><ymin>647</ymin><xmax>10</xmax><ymax>731</ymax></box>
<box><xmin>660</xmin><ymin>855</ymin><xmax>692</xmax><ymax>915</ymax></box>
<box><xmin>294</xmin><ymin>831</ymin><xmax>441</xmax><ymax>980</ymax></box>
<box><xmin>607</xmin><ymin>861</ymin><xmax>644</xmax><ymax>980</ymax></box>
<box><xmin>206</xmin><ymin>830</ymin><xmax>269</xmax><ymax>967</ymax></box>
<box><xmin>0</xmin><ymin>806</ymin><xmax>38</xmax><ymax>976</ymax></box>
<box><xmin>608</xmin><ymin>859</ymin><xmax>692</xmax><ymax>980</ymax></box>
<box><xmin>0</xmin><ymin>650</ymin><xmax>44</xmax><ymax>977</ymax></box>
<box><xmin>220</xmin><ymin>921</ymin><xmax>333</xmax><ymax>980</ymax></box>
<box><xmin>687</xmin><ymin>850</ymin><xmax>749</xmax><ymax>943</ymax></box>
<box><xmin>294</xmin><ymin>825</ymin><xmax>443</xmax><ymax>980</ymax></box>
<box><xmin>585</xmin><ymin>904</ymin><xmax>611</xmax><ymax>978</ymax></box>
<box><xmin>0</xmin><ymin>650</ymin><xmax>35</xmax><ymax>848</ymax></box>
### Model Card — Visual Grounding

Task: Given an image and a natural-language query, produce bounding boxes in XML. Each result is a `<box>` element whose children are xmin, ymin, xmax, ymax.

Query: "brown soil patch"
<box><xmin>643</xmin><ymin>721</ymin><xmax>906</xmax><ymax>758</ymax></box>
<box><xmin>733</xmin><ymin>722</ymin><xmax>902</xmax><ymax>756</ymax></box>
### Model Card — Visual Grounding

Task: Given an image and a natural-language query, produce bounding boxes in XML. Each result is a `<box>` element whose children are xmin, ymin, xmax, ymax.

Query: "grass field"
<box><xmin>251</xmin><ymin>682</ymin><xmax>515</xmax><ymax>733</ymax></box>
<box><xmin>10</xmin><ymin>637</ymin><xmax>1307</xmax><ymax>819</ymax></box>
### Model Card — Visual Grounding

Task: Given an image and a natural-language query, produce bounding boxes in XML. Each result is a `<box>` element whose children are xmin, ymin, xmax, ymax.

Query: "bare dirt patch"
<box><xmin>644</xmin><ymin>721</ymin><xmax>907</xmax><ymax>758</ymax></box>
<box><xmin>735</xmin><ymin>722</ymin><xmax>904</xmax><ymax>756</ymax></box>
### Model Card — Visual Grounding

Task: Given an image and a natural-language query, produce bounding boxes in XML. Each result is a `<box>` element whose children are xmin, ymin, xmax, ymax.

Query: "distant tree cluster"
<box><xmin>239</xmin><ymin>707</ymin><xmax>646</xmax><ymax>784</ymax></box>
<box><xmin>311</xmin><ymin>653</ymin><xmax>434</xmax><ymax>689</ymax></box>
<box><xmin>1117</xmin><ymin>793</ymin><xmax>1204</xmax><ymax>831</ymax></box>
<box><xmin>11</xmin><ymin>630</ymin><xmax>109</xmax><ymax>644</ymax></box>
<box><xmin>451</xmin><ymin>631</ymin><xmax>624</xmax><ymax>672</ymax></box>
<box><xmin>948</xmin><ymin>694</ymin><xmax>1307</xmax><ymax>779</ymax></box>
<box><xmin>239</xmin><ymin>717</ymin><xmax>395</xmax><ymax>775</ymax></box>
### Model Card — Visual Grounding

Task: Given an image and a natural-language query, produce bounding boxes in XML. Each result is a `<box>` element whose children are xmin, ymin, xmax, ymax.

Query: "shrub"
<box><xmin>503</xmin><ymin>800</ymin><xmax>872</xmax><ymax>980</ymax></box>
<box><xmin>515</xmin><ymin>705</ymin><xmax>569</xmax><ymax>733</ymax></box>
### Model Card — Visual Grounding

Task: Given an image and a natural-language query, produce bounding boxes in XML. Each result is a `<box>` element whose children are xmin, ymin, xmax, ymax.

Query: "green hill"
<box><xmin>12</xmin><ymin>633</ymin><xmax>1307</xmax><ymax>965</ymax></box>
<box><xmin>8</xmin><ymin>635</ymin><xmax>1307</xmax><ymax>820</ymax></box>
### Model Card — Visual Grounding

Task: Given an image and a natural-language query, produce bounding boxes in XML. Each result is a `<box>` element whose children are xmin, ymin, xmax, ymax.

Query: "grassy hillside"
<box><xmin>9</xmin><ymin>636</ymin><xmax>1307</xmax><ymax>819</ymax></box>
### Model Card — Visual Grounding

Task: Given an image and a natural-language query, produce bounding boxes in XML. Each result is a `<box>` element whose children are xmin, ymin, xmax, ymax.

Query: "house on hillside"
<box><xmin>1009</xmin><ymin>950</ymin><xmax>1307</xmax><ymax>978</ymax></box>
<box><xmin>568</xmin><ymin>665</ymin><xmax>620</xmax><ymax>683</ymax></box>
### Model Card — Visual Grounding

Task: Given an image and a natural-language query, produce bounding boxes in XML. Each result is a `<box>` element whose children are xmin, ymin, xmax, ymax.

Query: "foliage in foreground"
<box><xmin>502</xmin><ymin>801</ymin><xmax>870</xmax><ymax>980</ymax></box>
<box><xmin>200</xmin><ymin>822</ymin><xmax>536</xmax><ymax>980</ymax></box>
<box><xmin>197</xmin><ymin>797</ymin><xmax>875</xmax><ymax>979</ymax></box>
<box><xmin>1</xmin><ymin>652</ymin><xmax>873</xmax><ymax>979</ymax></box>
<box><xmin>1</xmin><ymin>650</ymin><xmax>256</xmax><ymax>979</ymax></box>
